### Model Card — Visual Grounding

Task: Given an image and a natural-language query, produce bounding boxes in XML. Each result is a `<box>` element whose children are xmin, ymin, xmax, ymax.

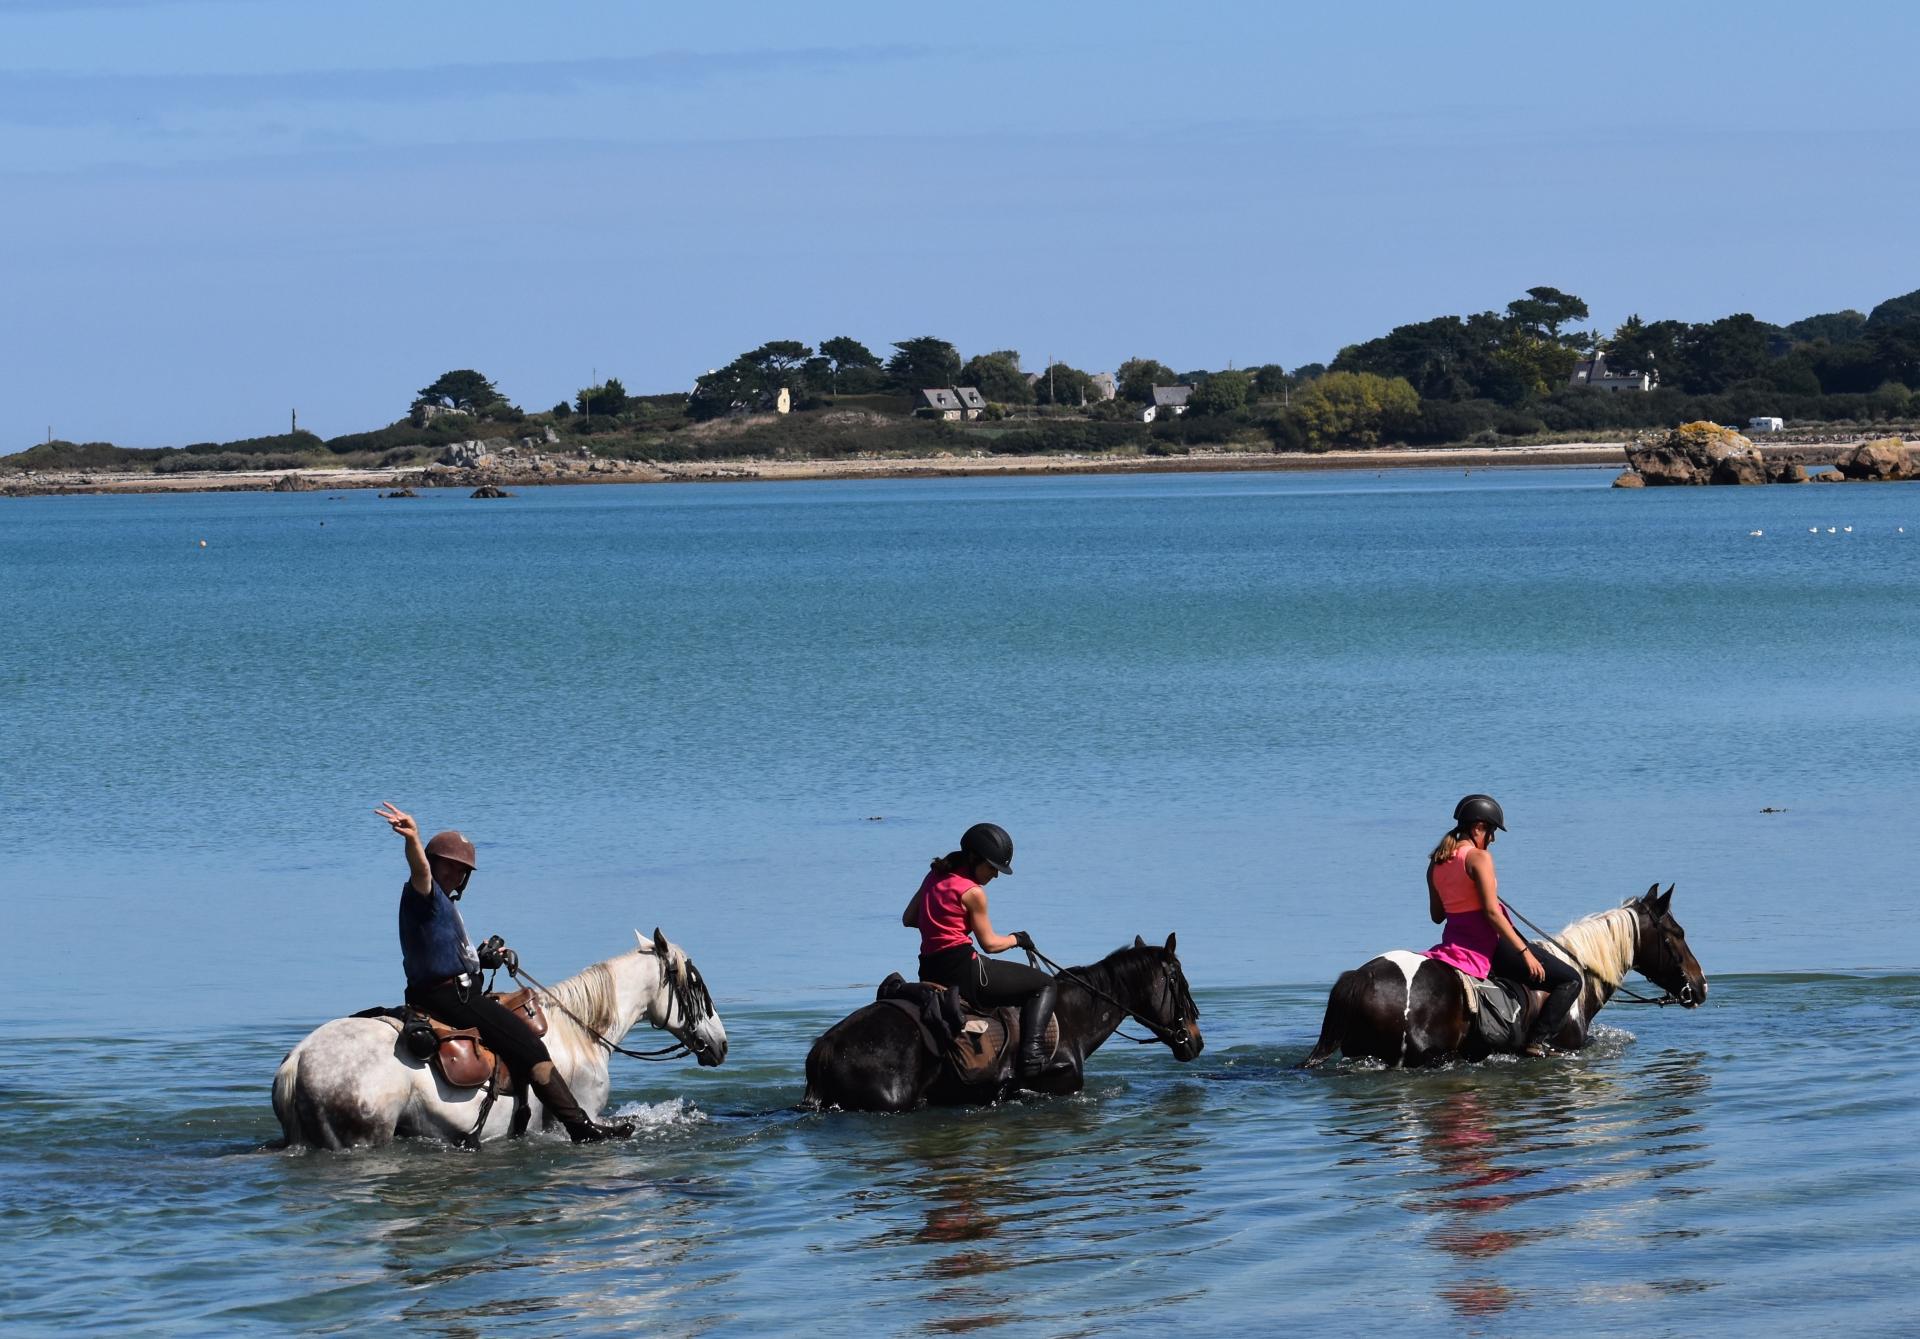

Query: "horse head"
<box><xmin>1627</xmin><ymin>884</ymin><xmax>1707</xmax><ymax>1007</ymax></box>
<box><xmin>1124</xmin><ymin>932</ymin><xmax>1205</xmax><ymax>1061</ymax></box>
<box><xmin>635</xmin><ymin>928</ymin><xmax>730</xmax><ymax>1065</ymax></box>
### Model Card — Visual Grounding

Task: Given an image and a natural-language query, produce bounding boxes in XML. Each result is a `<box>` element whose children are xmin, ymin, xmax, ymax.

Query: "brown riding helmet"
<box><xmin>425</xmin><ymin>829</ymin><xmax>477</xmax><ymax>870</ymax></box>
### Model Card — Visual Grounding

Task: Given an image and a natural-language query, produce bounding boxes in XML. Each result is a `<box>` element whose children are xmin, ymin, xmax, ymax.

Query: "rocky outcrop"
<box><xmin>382</xmin><ymin>487</ymin><xmax>418</xmax><ymax>498</ymax></box>
<box><xmin>1769</xmin><ymin>461</ymin><xmax>1809</xmax><ymax>484</ymax></box>
<box><xmin>1611</xmin><ymin>470</ymin><xmax>1646</xmax><ymax>488</ymax></box>
<box><xmin>470</xmin><ymin>484</ymin><xmax>513</xmax><ymax>499</ymax></box>
<box><xmin>270</xmin><ymin>473</ymin><xmax>309</xmax><ymax>492</ymax></box>
<box><xmin>1624</xmin><ymin>421</ymin><xmax>1769</xmax><ymax>486</ymax></box>
<box><xmin>1833</xmin><ymin>437</ymin><xmax>1916</xmax><ymax>481</ymax></box>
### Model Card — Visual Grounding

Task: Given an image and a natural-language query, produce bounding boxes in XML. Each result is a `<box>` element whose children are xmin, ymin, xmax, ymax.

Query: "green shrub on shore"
<box><xmin>0</xmin><ymin>440</ymin><xmax>168</xmax><ymax>472</ymax></box>
<box><xmin>155</xmin><ymin>451</ymin><xmax>310</xmax><ymax>473</ymax></box>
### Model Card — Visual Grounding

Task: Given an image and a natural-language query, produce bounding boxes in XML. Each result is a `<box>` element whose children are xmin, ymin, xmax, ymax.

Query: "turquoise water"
<box><xmin>3</xmin><ymin>470</ymin><xmax>1917</xmax><ymax>1333</ymax></box>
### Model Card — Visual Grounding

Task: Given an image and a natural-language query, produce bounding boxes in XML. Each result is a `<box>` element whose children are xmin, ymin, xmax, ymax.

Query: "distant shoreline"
<box><xmin>2</xmin><ymin>442</ymin><xmax>1643</xmax><ymax>496</ymax></box>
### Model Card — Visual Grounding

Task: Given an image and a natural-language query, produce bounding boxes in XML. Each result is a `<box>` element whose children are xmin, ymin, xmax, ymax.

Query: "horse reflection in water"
<box><xmin>1325</xmin><ymin>1050</ymin><xmax>1715</xmax><ymax>1319</ymax></box>
<box><xmin>828</xmin><ymin>1085</ymin><xmax>1210</xmax><ymax>1332</ymax></box>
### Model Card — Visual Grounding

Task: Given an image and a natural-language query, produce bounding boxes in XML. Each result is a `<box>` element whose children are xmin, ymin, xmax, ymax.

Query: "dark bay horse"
<box><xmin>804</xmin><ymin>935</ymin><xmax>1204</xmax><ymax>1112</ymax></box>
<box><xmin>1301</xmin><ymin>885</ymin><xmax>1706</xmax><ymax>1068</ymax></box>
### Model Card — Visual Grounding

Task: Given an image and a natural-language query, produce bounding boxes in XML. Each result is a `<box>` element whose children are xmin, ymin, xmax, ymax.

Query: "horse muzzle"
<box><xmin>1170</xmin><ymin>1024</ymin><xmax>1204</xmax><ymax>1061</ymax></box>
<box><xmin>692</xmin><ymin>1023</ymin><xmax>729</xmax><ymax>1066</ymax></box>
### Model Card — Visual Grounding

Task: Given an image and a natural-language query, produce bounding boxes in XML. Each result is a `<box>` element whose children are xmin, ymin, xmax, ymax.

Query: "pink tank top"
<box><xmin>913</xmin><ymin>868</ymin><xmax>977</xmax><ymax>956</ymax></box>
<box><xmin>1425</xmin><ymin>843</ymin><xmax>1501</xmax><ymax>979</ymax></box>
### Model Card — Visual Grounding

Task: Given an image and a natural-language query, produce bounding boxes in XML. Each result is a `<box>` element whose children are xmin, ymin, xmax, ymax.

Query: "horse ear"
<box><xmin>1641</xmin><ymin>882</ymin><xmax>1660</xmax><ymax>904</ymax></box>
<box><xmin>1655</xmin><ymin>885</ymin><xmax>1674</xmax><ymax>915</ymax></box>
<box><xmin>1165</xmin><ymin>932</ymin><xmax>1177</xmax><ymax>953</ymax></box>
<box><xmin>1134</xmin><ymin>935</ymin><xmax>1146</xmax><ymax>949</ymax></box>
<box><xmin>634</xmin><ymin>929</ymin><xmax>651</xmax><ymax>953</ymax></box>
<box><xmin>652</xmin><ymin>927</ymin><xmax>671</xmax><ymax>957</ymax></box>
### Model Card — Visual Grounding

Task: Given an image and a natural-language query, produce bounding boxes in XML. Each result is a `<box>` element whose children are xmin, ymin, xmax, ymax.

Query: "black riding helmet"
<box><xmin>960</xmin><ymin>822</ymin><xmax>1014</xmax><ymax>875</ymax></box>
<box><xmin>1453</xmin><ymin>794</ymin><xmax>1506</xmax><ymax>832</ymax></box>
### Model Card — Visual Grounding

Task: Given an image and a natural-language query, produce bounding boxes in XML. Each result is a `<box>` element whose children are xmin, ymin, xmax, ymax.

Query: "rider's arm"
<box><xmin>901</xmin><ymin>889</ymin><xmax>920</xmax><ymax>928</ymax></box>
<box><xmin>962</xmin><ymin>886</ymin><xmax>1019</xmax><ymax>955</ymax></box>
<box><xmin>1467</xmin><ymin>848</ymin><xmax>1543</xmax><ymax>979</ymax></box>
<box><xmin>378</xmin><ymin>802</ymin><xmax>433</xmax><ymax>896</ymax></box>
<box><xmin>1427</xmin><ymin>866</ymin><xmax>1445</xmax><ymax>925</ymax></box>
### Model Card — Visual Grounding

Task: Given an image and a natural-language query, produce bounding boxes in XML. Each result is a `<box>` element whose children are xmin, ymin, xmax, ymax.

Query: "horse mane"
<box><xmin>1547</xmin><ymin>906</ymin><xmax>1639</xmax><ymax>986</ymax></box>
<box><xmin>547</xmin><ymin>960</ymin><xmax>620</xmax><ymax>1039</ymax></box>
<box><xmin>1067</xmin><ymin>943</ymin><xmax>1162</xmax><ymax>990</ymax></box>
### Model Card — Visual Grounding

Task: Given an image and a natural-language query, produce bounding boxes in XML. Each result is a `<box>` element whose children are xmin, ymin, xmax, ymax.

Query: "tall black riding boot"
<box><xmin>532</xmin><ymin>1070</ymin><xmax>635</xmax><ymax>1143</ymax></box>
<box><xmin>1018</xmin><ymin>983</ymin><xmax>1059</xmax><ymax>1077</ymax></box>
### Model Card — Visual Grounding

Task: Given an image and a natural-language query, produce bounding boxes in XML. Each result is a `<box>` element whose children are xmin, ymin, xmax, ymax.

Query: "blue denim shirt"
<box><xmin>398</xmin><ymin>881</ymin><xmax>480</xmax><ymax>984</ymax></box>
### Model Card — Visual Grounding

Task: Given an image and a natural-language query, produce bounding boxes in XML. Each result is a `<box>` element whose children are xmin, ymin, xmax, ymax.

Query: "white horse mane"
<box><xmin>547</xmin><ymin>960</ymin><xmax>623</xmax><ymax>1040</ymax></box>
<box><xmin>1545</xmin><ymin>905</ymin><xmax>1640</xmax><ymax>986</ymax></box>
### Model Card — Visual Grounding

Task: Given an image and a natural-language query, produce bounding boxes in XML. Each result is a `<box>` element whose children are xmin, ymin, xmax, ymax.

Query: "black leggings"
<box><xmin>919</xmin><ymin>946</ymin><xmax>1052</xmax><ymax>1010</ymax></box>
<box><xmin>1489</xmin><ymin>939</ymin><xmax>1582</xmax><ymax>1044</ymax></box>
<box><xmin>406</xmin><ymin>981</ymin><xmax>553</xmax><ymax>1081</ymax></box>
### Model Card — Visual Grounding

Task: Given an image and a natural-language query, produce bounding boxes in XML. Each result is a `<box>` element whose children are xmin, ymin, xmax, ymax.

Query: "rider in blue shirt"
<box><xmin>377</xmin><ymin>802</ymin><xmax>632</xmax><ymax>1142</ymax></box>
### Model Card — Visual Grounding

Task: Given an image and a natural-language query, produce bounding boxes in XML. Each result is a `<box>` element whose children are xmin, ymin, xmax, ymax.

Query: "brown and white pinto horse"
<box><xmin>1301</xmin><ymin>885</ymin><xmax>1706</xmax><ymax>1068</ymax></box>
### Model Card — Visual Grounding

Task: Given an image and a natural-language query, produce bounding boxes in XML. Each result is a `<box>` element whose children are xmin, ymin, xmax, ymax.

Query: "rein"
<box><xmin>1023</xmin><ymin>944</ymin><xmax>1190</xmax><ymax>1047</ymax></box>
<box><xmin>502</xmin><ymin>957</ymin><xmax>705</xmax><ymax>1063</ymax></box>
<box><xmin>1500</xmin><ymin>899</ymin><xmax>1686</xmax><ymax>1007</ymax></box>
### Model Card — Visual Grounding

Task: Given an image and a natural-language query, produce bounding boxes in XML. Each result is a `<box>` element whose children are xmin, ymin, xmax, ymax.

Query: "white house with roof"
<box><xmin>1140</xmin><ymin>384</ymin><xmax>1194</xmax><ymax>422</ymax></box>
<box><xmin>1568</xmin><ymin>352</ymin><xmax>1653</xmax><ymax>392</ymax></box>
<box><xmin>917</xmin><ymin>387</ymin><xmax>987</xmax><ymax>421</ymax></box>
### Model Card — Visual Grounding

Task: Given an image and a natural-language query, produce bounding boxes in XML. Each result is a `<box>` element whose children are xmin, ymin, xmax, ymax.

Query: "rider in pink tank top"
<box><xmin>912</xmin><ymin>866</ymin><xmax>976</xmax><ymax>956</ymax></box>
<box><xmin>1427</xmin><ymin>842</ymin><xmax>1501</xmax><ymax>978</ymax></box>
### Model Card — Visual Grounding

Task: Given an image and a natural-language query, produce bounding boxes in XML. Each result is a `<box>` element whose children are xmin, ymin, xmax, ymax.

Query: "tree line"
<box><xmin>14</xmin><ymin>285</ymin><xmax>1920</xmax><ymax>473</ymax></box>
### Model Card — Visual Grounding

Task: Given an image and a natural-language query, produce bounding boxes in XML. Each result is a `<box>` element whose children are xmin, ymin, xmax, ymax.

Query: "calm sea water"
<box><xmin>3</xmin><ymin>469</ymin><xmax>1917</xmax><ymax>1334</ymax></box>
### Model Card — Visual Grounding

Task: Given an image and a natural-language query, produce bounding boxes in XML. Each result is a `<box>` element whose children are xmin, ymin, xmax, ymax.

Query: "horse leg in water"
<box><xmin>803</xmin><ymin>1004</ymin><xmax>940</xmax><ymax>1113</ymax></box>
<box><xmin>1301</xmin><ymin>954</ymin><xmax>1471</xmax><ymax>1068</ymax></box>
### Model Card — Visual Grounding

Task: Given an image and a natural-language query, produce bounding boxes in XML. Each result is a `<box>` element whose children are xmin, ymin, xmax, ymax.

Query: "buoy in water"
<box><xmin>198</xmin><ymin>539</ymin><xmax>207</xmax><ymax>548</ymax></box>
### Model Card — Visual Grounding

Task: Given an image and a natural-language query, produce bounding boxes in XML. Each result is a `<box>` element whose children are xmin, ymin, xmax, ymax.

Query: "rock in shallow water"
<box><xmin>1626</xmin><ymin>421</ymin><xmax>1767</xmax><ymax>485</ymax></box>
<box><xmin>1834</xmin><ymin>437</ymin><xmax>1915</xmax><ymax>481</ymax></box>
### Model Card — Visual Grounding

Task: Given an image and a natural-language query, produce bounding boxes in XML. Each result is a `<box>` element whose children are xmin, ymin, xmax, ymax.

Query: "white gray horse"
<box><xmin>273</xmin><ymin>929</ymin><xmax>728</xmax><ymax>1149</ymax></box>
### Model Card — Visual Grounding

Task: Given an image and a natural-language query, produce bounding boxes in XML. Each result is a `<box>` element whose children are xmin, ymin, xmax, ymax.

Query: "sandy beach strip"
<box><xmin>1</xmin><ymin>441</ymin><xmax>1647</xmax><ymax>496</ymax></box>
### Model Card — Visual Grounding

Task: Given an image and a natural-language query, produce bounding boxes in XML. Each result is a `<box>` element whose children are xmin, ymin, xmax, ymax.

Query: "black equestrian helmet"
<box><xmin>1453</xmin><ymin>794</ymin><xmax>1507</xmax><ymax>832</ymax></box>
<box><xmin>960</xmin><ymin>822</ymin><xmax>1015</xmax><ymax>875</ymax></box>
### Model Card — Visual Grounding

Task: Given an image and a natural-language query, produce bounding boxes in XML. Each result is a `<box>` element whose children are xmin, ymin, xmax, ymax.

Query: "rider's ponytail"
<box><xmin>1429</xmin><ymin>828</ymin><xmax>1466</xmax><ymax>866</ymax></box>
<box><xmin>928</xmin><ymin>850</ymin><xmax>971</xmax><ymax>877</ymax></box>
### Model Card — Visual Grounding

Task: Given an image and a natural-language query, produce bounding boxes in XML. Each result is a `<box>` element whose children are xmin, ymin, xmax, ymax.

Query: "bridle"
<box><xmin>1024</xmin><ymin>944</ymin><xmax>1199</xmax><ymax>1050</ymax></box>
<box><xmin>505</xmin><ymin>941</ymin><xmax>719</xmax><ymax>1063</ymax></box>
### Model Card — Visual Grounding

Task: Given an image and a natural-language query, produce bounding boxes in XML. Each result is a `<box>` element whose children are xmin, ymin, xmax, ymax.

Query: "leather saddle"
<box><xmin>873</xmin><ymin>975</ymin><xmax>1058</xmax><ymax>1085</ymax></box>
<box><xmin>375</xmin><ymin>989</ymin><xmax>549</xmax><ymax>1089</ymax></box>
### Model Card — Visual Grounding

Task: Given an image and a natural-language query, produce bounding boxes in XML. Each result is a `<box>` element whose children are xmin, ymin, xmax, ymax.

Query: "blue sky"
<box><xmin>3</xmin><ymin>0</ymin><xmax>1917</xmax><ymax>447</ymax></box>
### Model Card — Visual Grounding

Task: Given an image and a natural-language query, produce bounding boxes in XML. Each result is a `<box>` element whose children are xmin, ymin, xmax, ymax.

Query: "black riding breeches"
<box><xmin>1489</xmin><ymin>939</ymin><xmax>1583</xmax><ymax>1044</ymax></box>
<box><xmin>406</xmin><ymin>980</ymin><xmax>552</xmax><ymax>1081</ymax></box>
<box><xmin>918</xmin><ymin>946</ymin><xmax>1053</xmax><ymax>1010</ymax></box>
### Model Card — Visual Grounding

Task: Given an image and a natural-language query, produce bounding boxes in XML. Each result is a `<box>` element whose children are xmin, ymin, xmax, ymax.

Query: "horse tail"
<box><xmin>272</xmin><ymin>1047</ymin><xmax>342</xmax><ymax>1150</ymax></box>
<box><xmin>1299</xmin><ymin>967</ymin><xmax>1372</xmax><ymax>1069</ymax></box>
